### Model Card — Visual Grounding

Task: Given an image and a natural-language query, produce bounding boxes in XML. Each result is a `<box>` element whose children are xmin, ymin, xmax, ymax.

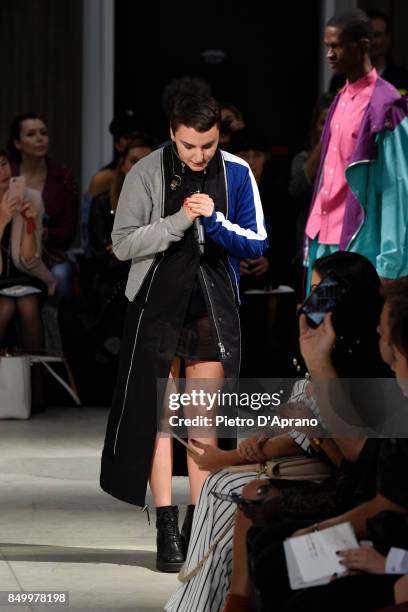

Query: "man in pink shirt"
<box><xmin>305</xmin><ymin>9</ymin><xmax>408</xmax><ymax>286</ymax></box>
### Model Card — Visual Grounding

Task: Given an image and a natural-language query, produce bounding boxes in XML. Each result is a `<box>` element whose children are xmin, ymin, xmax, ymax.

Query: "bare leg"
<box><xmin>149</xmin><ymin>357</ymin><xmax>180</xmax><ymax>507</ymax></box>
<box><xmin>395</xmin><ymin>574</ymin><xmax>408</xmax><ymax>604</ymax></box>
<box><xmin>0</xmin><ymin>297</ymin><xmax>17</xmax><ymax>345</ymax></box>
<box><xmin>185</xmin><ymin>359</ymin><xmax>223</xmax><ymax>504</ymax></box>
<box><xmin>16</xmin><ymin>296</ymin><xmax>43</xmax><ymax>351</ymax></box>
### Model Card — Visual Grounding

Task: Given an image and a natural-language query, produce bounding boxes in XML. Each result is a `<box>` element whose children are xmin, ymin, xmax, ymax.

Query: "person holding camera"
<box><xmin>99</xmin><ymin>95</ymin><xmax>268</xmax><ymax>572</ymax></box>
<box><xmin>8</xmin><ymin>113</ymin><xmax>78</xmax><ymax>299</ymax></box>
<box><xmin>245</xmin><ymin>278</ymin><xmax>408</xmax><ymax>612</ymax></box>
<box><xmin>0</xmin><ymin>148</ymin><xmax>56</xmax><ymax>350</ymax></box>
<box><xmin>165</xmin><ymin>251</ymin><xmax>389</xmax><ymax>612</ymax></box>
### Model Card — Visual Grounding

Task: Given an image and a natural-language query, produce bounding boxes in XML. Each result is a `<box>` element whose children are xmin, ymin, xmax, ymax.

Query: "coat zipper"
<box><xmin>220</xmin><ymin>259</ymin><xmax>241</xmax><ymax>371</ymax></box>
<box><xmin>113</xmin><ymin>256</ymin><xmax>163</xmax><ymax>454</ymax></box>
<box><xmin>199</xmin><ymin>265</ymin><xmax>227</xmax><ymax>361</ymax></box>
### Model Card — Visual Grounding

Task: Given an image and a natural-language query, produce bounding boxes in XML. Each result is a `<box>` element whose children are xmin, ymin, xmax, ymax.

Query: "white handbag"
<box><xmin>0</xmin><ymin>354</ymin><xmax>31</xmax><ymax>419</ymax></box>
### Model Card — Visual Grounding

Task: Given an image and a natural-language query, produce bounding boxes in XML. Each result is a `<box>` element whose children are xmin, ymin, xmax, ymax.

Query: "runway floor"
<box><xmin>0</xmin><ymin>407</ymin><xmax>190</xmax><ymax>611</ymax></box>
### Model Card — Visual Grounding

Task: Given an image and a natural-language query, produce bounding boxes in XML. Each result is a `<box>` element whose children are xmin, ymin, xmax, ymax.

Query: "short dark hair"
<box><xmin>170</xmin><ymin>95</ymin><xmax>221</xmax><ymax>133</ymax></box>
<box><xmin>367</xmin><ymin>9</ymin><xmax>391</xmax><ymax>33</ymax></box>
<box><xmin>382</xmin><ymin>278</ymin><xmax>408</xmax><ymax>360</ymax></box>
<box><xmin>8</xmin><ymin>113</ymin><xmax>46</xmax><ymax>161</ymax></box>
<box><xmin>327</xmin><ymin>9</ymin><xmax>373</xmax><ymax>43</ymax></box>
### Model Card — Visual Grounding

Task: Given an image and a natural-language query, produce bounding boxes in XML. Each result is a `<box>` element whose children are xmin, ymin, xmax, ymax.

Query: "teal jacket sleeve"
<box><xmin>376</xmin><ymin>119</ymin><xmax>408</xmax><ymax>278</ymax></box>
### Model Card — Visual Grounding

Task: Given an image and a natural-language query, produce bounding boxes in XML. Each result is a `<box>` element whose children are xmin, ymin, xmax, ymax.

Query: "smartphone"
<box><xmin>211</xmin><ymin>490</ymin><xmax>264</xmax><ymax>508</ymax></box>
<box><xmin>8</xmin><ymin>176</ymin><xmax>26</xmax><ymax>202</ymax></box>
<box><xmin>172</xmin><ymin>432</ymin><xmax>197</xmax><ymax>453</ymax></box>
<box><xmin>297</xmin><ymin>272</ymin><xmax>349</xmax><ymax>328</ymax></box>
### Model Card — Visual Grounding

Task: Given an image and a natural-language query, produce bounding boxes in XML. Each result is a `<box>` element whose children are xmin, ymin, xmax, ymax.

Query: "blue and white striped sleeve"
<box><xmin>201</xmin><ymin>154</ymin><xmax>268</xmax><ymax>259</ymax></box>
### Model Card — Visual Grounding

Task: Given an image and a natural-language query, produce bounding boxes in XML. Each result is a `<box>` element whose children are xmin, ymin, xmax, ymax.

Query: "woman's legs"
<box><xmin>149</xmin><ymin>356</ymin><xmax>180</xmax><ymax>506</ymax></box>
<box><xmin>16</xmin><ymin>296</ymin><xmax>43</xmax><ymax>351</ymax></box>
<box><xmin>151</xmin><ymin>357</ymin><xmax>185</xmax><ymax>572</ymax></box>
<box><xmin>0</xmin><ymin>297</ymin><xmax>17</xmax><ymax>345</ymax></box>
<box><xmin>185</xmin><ymin>359</ymin><xmax>223</xmax><ymax>504</ymax></box>
<box><xmin>395</xmin><ymin>574</ymin><xmax>408</xmax><ymax>604</ymax></box>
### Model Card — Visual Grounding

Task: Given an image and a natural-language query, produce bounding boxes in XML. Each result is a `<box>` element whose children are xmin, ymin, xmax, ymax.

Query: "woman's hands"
<box><xmin>182</xmin><ymin>193</ymin><xmax>215</xmax><ymax>222</ymax></box>
<box><xmin>20</xmin><ymin>200</ymin><xmax>38</xmax><ymax>231</ymax></box>
<box><xmin>237</xmin><ymin>435</ymin><xmax>269</xmax><ymax>462</ymax></box>
<box><xmin>299</xmin><ymin>312</ymin><xmax>336</xmax><ymax>375</ymax></box>
<box><xmin>0</xmin><ymin>193</ymin><xmax>37</xmax><ymax>232</ymax></box>
<box><xmin>336</xmin><ymin>544</ymin><xmax>386</xmax><ymax>574</ymax></box>
<box><xmin>188</xmin><ymin>439</ymin><xmax>231</xmax><ymax>472</ymax></box>
<box><xmin>0</xmin><ymin>190</ymin><xmax>20</xmax><ymax>228</ymax></box>
<box><xmin>240</xmin><ymin>257</ymin><xmax>270</xmax><ymax>277</ymax></box>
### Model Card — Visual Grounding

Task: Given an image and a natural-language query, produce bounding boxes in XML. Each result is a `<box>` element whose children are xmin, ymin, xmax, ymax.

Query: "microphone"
<box><xmin>194</xmin><ymin>217</ymin><xmax>205</xmax><ymax>255</ymax></box>
<box><xmin>189</xmin><ymin>188</ymin><xmax>205</xmax><ymax>255</ymax></box>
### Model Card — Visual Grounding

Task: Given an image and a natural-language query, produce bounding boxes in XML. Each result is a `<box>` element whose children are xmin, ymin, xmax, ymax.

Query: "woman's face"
<box><xmin>15</xmin><ymin>118</ymin><xmax>49</xmax><ymax>159</ymax></box>
<box><xmin>0</xmin><ymin>156</ymin><xmax>11</xmax><ymax>192</ymax></box>
<box><xmin>171</xmin><ymin>124</ymin><xmax>219</xmax><ymax>171</ymax></box>
<box><xmin>121</xmin><ymin>146</ymin><xmax>152</xmax><ymax>175</ymax></box>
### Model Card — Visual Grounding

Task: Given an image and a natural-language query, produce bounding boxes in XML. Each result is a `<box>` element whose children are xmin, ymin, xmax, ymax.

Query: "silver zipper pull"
<box><xmin>218</xmin><ymin>343</ymin><xmax>227</xmax><ymax>359</ymax></box>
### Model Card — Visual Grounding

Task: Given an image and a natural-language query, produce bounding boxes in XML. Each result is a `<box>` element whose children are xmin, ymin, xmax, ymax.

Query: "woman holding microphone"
<box><xmin>100</xmin><ymin>95</ymin><xmax>268</xmax><ymax>571</ymax></box>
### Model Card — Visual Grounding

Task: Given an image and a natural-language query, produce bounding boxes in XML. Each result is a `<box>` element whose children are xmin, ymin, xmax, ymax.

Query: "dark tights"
<box><xmin>0</xmin><ymin>296</ymin><xmax>43</xmax><ymax>351</ymax></box>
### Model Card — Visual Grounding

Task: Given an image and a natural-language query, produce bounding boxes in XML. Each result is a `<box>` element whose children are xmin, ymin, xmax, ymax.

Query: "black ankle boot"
<box><xmin>180</xmin><ymin>504</ymin><xmax>195</xmax><ymax>556</ymax></box>
<box><xmin>156</xmin><ymin>505</ymin><xmax>184</xmax><ymax>572</ymax></box>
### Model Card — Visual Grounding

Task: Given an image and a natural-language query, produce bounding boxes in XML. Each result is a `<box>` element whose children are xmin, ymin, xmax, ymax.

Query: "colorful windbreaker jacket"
<box><xmin>306</xmin><ymin>77</ymin><xmax>408</xmax><ymax>278</ymax></box>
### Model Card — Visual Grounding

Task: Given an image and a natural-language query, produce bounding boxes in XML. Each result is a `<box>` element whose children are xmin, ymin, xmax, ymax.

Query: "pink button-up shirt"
<box><xmin>306</xmin><ymin>68</ymin><xmax>378</xmax><ymax>244</ymax></box>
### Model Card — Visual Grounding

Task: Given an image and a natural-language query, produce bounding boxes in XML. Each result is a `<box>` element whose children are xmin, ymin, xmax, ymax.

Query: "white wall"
<box><xmin>81</xmin><ymin>0</ymin><xmax>114</xmax><ymax>193</ymax></box>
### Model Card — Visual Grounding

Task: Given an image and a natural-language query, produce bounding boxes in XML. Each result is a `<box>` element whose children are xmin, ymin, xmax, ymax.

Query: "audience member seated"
<box><xmin>8</xmin><ymin>113</ymin><xmax>78</xmax><ymax>298</ymax></box>
<box><xmin>59</xmin><ymin>136</ymin><xmax>155</xmax><ymax>404</ymax></box>
<box><xmin>88</xmin><ymin>109</ymin><xmax>145</xmax><ymax>198</ymax></box>
<box><xmin>288</xmin><ymin>93</ymin><xmax>334</xmax><ymax>265</ymax></box>
<box><xmin>0</xmin><ymin>148</ymin><xmax>56</xmax><ymax>351</ymax></box>
<box><xmin>229</xmin><ymin>126</ymin><xmax>297</xmax><ymax>377</ymax></box>
<box><xmin>245</xmin><ymin>277</ymin><xmax>408</xmax><ymax>612</ymax></box>
<box><xmin>87</xmin><ymin>135</ymin><xmax>156</xmax><ymax>351</ymax></box>
<box><xmin>219</xmin><ymin>102</ymin><xmax>246</xmax><ymax>149</ymax></box>
<box><xmin>165</xmin><ymin>251</ymin><xmax>387</xmax><ymax>612</ymax></box>
<box><xmin>330</xmin><ymin>10</ymin><xmax>408</xmax><ymax>95</ymax></box>
<box><xmin>229</xmin><ymin>127</ymin><xmax>275</xmax><ymax>290</ymax></box>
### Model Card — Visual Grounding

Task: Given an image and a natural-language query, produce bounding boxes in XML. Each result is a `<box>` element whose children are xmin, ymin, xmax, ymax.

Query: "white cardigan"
<box><xmin>0</xmin><ymin>187</ymin><xmax>57</xmax><ymax>295</ymax></box>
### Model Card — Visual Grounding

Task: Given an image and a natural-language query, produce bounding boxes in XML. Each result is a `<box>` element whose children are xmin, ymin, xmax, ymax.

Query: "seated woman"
<box><xmin>85</xmin><ymin>136</ymin><xmax>155</xmax><ymax>357</ymax></box>
<box><xmin>244</xmin><ymin>279</ymin><xmax>408</xmax><ymax>612</ymax></box>
<box><xmin>263</xmin><ymin>277</ymin><xmax>408</xmax><ymax>612</ymax></box>
<box><xmin>8</xmin><ymin>113</ymin><xmax>78</xmax><ymax>299</ymax></box>
<box><xmin>88</xmin><ymin>135</ymin><xmax>155</xmax><ymax>299</ymax></box>
<box><xmin>165</xmin><ymin>251</ymin><xmax>388</xmax><ymax>612</ymax></box>
<box><xmin>0</xmin><ymin>149</ymin><xmax>56</xmax><ymax>350</ymax></box>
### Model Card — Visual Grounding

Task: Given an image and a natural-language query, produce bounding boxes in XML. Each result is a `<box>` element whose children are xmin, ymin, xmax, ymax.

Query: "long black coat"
<box><xmin>100</xmin><ymin>149</ymin><xmax>241</xmax><ymax>507</ymax></box>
